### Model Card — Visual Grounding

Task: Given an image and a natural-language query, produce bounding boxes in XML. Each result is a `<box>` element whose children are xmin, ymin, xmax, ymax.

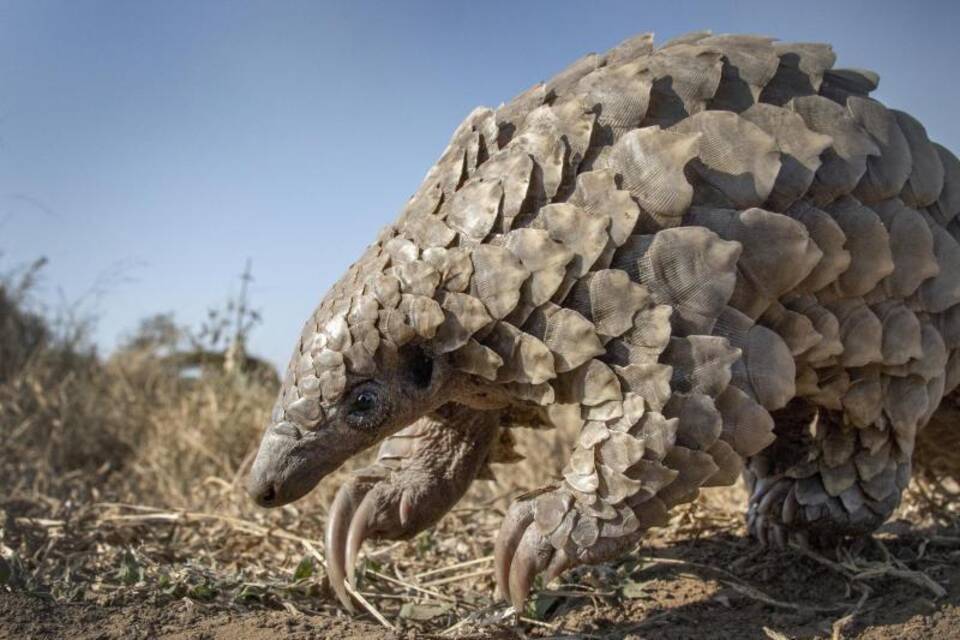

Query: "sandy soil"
<box><xmin>3</xmin><ymin>510</ymin><xmax>959</xmax><ymax>640</ymax></box>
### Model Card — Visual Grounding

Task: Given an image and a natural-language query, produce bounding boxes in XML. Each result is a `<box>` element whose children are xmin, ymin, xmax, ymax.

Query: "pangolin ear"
<box><xmin>407</xmin><ymin>345</ymin><xmax>434</xmax><ymax>389</ymax></box>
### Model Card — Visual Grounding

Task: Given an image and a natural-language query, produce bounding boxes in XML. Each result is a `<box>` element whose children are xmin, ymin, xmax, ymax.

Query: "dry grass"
<box><xmin>2</xmin><ymin>271</ymin><xmax>959</xmax><ymax>639</ymax></box>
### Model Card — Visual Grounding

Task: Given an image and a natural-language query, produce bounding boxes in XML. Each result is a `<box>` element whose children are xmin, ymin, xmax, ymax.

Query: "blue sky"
<box><xmin>2</xmin><ymin>0</ymin><xmax>959</xmax><ymax>368</ymax></box>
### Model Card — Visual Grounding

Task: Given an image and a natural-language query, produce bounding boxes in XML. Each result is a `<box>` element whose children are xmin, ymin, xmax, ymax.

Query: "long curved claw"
<box><xmin>324</xmin><ymin>473</ymin><xmax>420</xmax><ymax>609</ymax></box>
<box><xmin>508</xmin><ymin>526</ymin><xmax>555</xmax><ymax>612</ymax></box>
<box><xmin>495</xmin><ymin>488</ymin><xmax>656</xmax><ymax>612</ymax></box>
<box><xmin>494</xmin><ymin>496</ymin><xmax>575</xmax><ymax>612</ymax></box>
<box><xmin>543</xmin><ymin>547</ymin><xmax>572</xmax><ymax>584</ymax></box>
<box><xmin>325</xmin><ymin>482</ymin><xmax>366</xmax><ymax>611</ymax></box>
<box><xmin>758</xmin><ymin>479</ymin><xmax>790</xmax><ymax>515</ymax></box>
<box><xmin>494</xmin><ymin>499</ymin><xmax>535</xmax><ymax>605</ymax></box>
<box><xmin>345</xmin><ymin>490</ymin><xmax>378</xmax><ymax>587</ymax></box>
<box><xmin>322</xmin><ymin>409</ymin><xmax>500</xmax><ymax>612</ymax></box>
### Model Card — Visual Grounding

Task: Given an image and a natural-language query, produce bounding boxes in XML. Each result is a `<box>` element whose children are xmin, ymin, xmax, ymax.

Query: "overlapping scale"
<box><xmin>842</xmin><ymin>367</ymin><xmax>883</xmax><ymax>428</ymax></box>
<box><xmin>664</xmin><ymin>392</ymin><xmax>722</xmax><ymax>450</ymax></box>
<box><xmin>532</xmin><ymin>203</ymin><xmax>610</xmax><ymax>280</ymax></box>
<box><xmin>740</xmin><ymin>103</ymin><xmax>834</xmax><ymax>211</ymax></box>
<box><xmin>713</xmin><ymin>306</ymin><xmax>796</xmax><ymax>410</ymax></box>
<box><xmin>700</xmin><ymin>34</ymin><xmax>779</xmax><ymax>112</ymax></box>
<box><xmin>605</xmin><ymin>32</ymin><xmax>655</xmax><ymax>67</ymax></box>
<box><xmin>574</xmin><ymin>60</ymin><xmax>652</xmax><ymax>141</ymax></box>
<box><xmin>894</xmin><ymin>110</ymin><xmax>945</xmax><ymax>208</ymax></box>
<box><xmin>641</xmin><ymin>45</ymin><xmax>723</xmax><ymax>127</ymax></box>
<box><xmin>482</xmin><ymin>322</ymin><xmax>556</xmax><ymax>385</ymax></box>
<box><xmin>783</xmin><ymin>295</ymin><xmax>844</xmax><ymax>364</ymax></box>
<box><xmin>759</xmin><ymin>42</ymin><xmax>836</xmax><ymax>106</ymax></box>
<box><xmin>933</xmin><ymin>304</ymin><xmax>960</xmax><ymax>350</ymax></box>
<box><xmin>703</xmin><ymin>439</ymin><xmax>744</xmax><ymax>487</ymax></box>
<box><xmin>820</xmin><ymin>67</ymin><xmax>880</xmax><ymax>105</ymax></box>
<box><xmin>660</xmin><ymin>335</ymin><xmax>740</xmax><ymax>397</ymax></box>
<box><xmin>685</xmin><ymin>206</ymin><xmax>821</xmax><ymax>318</ymax></box>
<box><xmin>821</xmin><ymin>297</ymin><xmax>884</xmax><ymax>368</ymax></box>
<box><xmin>614</xmin><ymin>227</ymin><xmax>741</xmax><ymax>335</ymax></box>
<box><xmin>671</xmin><ymin>111</ymin><xmax>781</xmax><ymax>209</ymax></box>
<box><xmin>562</xmin><ymin>270</ymin><xmax>649</xmax><ymax>338</ymax></box>
<box><xmin>450</xmin><ymin>338</ymin><xmax>502</xmax><ymax>381</ymax></box>
<box><xmin>929</xmin><ymin>144</ymin><xmax>960</xmax><ymax>225</ymax></box>
<box><xmin>782</xmin><ymin>201</ymin><xmax>851</xmax><ymax>293</ymax></box>
<box><xmin>605</xmin><ymin>304</ymin><xmax>673</xmax><ymax>366</ymax></box>
<box><xmin>508</xmin><ymin>100</ymin><xmax>596</xmax><ymax>204</ymax></box>
<box><xmin>523</xmin><ymin>303</ymin><xmax>604</xmax><ymax>372</ymax></box>
<box><xmin>445</xmin><ymin>178</ymin><xmax>504</xmax><ymax>243</ymax></box>
<box><xmin>847</xmin><ymin>97</ymin><xmax>912</xmax><ymax>203</ymax></box>
<box><xmin>821</xmin><ymin>197</ymin><xmax>895</xmax><ymax>298</ymax></box>
<box><xmin>568</xmin><ymin>169</ymin><xmax>641</xmax><ymax>247</ymax></box>
<box><xmin>544</xmin><ymin>53</ymin><xmax>603</xmax><ymax>100</ymax></box>
<box><xmin>913</xmin><ymin>212</ymin><xmax>960</xmax><ymax>312</ymax></box>
<box><xmin>869</xmin><ymin>199</ymin><xmax>939</xmax><ymax>299</ymax></box>
<box><xmin>759</xmin><ymin>301</ymin><xmax>823</xmax><ymax>356</ymax></box>
<box><xmin>469</xmin><ymin>244</ymin><xmax>530</xmax><ymax>320</ymax></box>
<box><xmin>431</xmin><ymin>292</ymin><xmax>493</xmax><ymax>355</ymax></box>
<box><xmin>474</xmin><ymin>146</ymin><xmax>534</xmax><ymax>229</ymax></box>
<box><xmin>494</xmin><ymin>82</ymin><xmax>547</xmax><ymax>148</ymax></box>
<box><xmin>599</xmin><ymin>126</ymin><xmax>702</xmax><ymax>228</ymax></box>
<box><xmin>790</xmin><ymin>95</ymin><xmax>880</xmax><ymax>205</ymax></box>
<box><xmin>498</xmin><ymin>228</ymin><xmax>575</xmax><ymax>322</ymax></box>
<box><xmin>871</xmin><ymin>300</ymin><xmax>923</xmax><ymax>366</ymax></box>
<box><xmin>557</xmin><ymin>359</ymin><xmax>622</xmax><ymax>406</ymax></box>
<box><xmin>659</xmin><ymin>446</ymin><xmax>720</xmax><ymax>507</ymax></box>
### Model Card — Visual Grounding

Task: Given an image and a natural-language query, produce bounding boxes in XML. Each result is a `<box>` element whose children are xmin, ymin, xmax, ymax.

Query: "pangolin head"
<box><xmin>245</xmin><ymin>242</ymin><xmax>456</xmax><ymax>508</ymax></box>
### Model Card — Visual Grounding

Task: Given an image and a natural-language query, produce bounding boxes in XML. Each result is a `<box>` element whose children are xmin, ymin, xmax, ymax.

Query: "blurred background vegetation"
<box><xmin>0</xmin><ymin>254</ymin><xmax>280</xmax><ymax>507</ymax></box>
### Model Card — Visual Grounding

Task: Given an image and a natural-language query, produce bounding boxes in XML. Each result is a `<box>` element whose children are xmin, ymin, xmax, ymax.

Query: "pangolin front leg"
<box><xmin>494</xmin><ymin>401</ymin><xmax>753</xmax><ymax>610</ymax></box>
<box><xmin>494</xmin><ymin>371</ymin><xmax>779</xmax><ymax>610</ymax></box>
<box><xmin>325</xmin><ymin>404</ymin><xmax>499</xmax><ymax>610</ymax></box>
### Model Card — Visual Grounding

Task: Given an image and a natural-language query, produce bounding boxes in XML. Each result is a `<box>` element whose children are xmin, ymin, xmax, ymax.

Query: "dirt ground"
<box><xmin>2</xmin><ymin>479</ymin><xmax>959</xmax><ymax>640</ymax></box>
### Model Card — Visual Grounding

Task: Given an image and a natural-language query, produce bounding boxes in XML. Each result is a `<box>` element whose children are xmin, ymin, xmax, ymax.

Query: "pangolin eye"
<box><xmin>344</xmin><ymin>384</ymin><xmax>385</xmax><ymax>429</ymax></box>
<box><xmin>351</xmin><ymin>390</ymin><xmax>377</xmax><ymax>414</ymax></box>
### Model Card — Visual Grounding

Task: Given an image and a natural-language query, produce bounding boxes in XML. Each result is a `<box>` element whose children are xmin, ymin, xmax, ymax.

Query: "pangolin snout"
<box><xmin>245</xmin><ymin>423</ymin><xmax>300</xmax><ymax>508</ymax></box>
<box><xmin>245</xmin><ymin>461</ymin><xmax>281</xmax><ymax>507</ymax></box>
<box><xmin>246</xmin><ymin>478</ymin><xmax>278</xmax><ymax>506</ymax></box>
<box><xmin>246</xmin><ymin>421</ymin><xmax>343</xmax><ymax>508</ymax></box>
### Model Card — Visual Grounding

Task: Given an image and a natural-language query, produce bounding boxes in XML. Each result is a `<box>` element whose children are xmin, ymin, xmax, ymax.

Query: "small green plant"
<box><xmin>291</xmin><ymin>555</ymin><xmax>314</xmax><ymax>582</ymax></box>
<box><xmin>415</xmin><ymin>530</ymin><xmax>436</xmax><ymax>557</ymax></box>
<box><xmin>117</xmin><ymin>549</ymin><xmax>144</xmax><ymax>586</ymax></box>
<box><xmin>0</xmin><ymin>556</ymin><xmax>11</xmax><ymax>586</ymax></box>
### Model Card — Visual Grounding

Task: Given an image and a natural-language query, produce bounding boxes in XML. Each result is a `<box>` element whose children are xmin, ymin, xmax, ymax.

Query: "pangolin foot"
<box><xmin>745</xmin><ymin>472</ymin><xmax>900</xmax><ymax>550</ymax></box>
<box><xmin>745</xmin><ymin>475</ymin><xmax>811</xmax><ymax>549</ymax></box>
<box><xmin>494</xmin><ymin>486</ymin><xmax>664</xmax><ymax>612</ymax></box>
<box><xmin>494</xmin><ymin>491</ymin><xmax>572</xmax><ymax>613</ymax></box>
<box><xmin>324</xmin><ymin>466</ymin><xmax>427</xmax><ymax>610</ymax></box>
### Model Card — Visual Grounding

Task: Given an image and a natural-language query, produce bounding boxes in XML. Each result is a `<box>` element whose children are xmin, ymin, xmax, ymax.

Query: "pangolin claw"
<box><xmin>345</xmin><ymin>491</ymin><xmax>378</xmax><ymax>587</ymax></box>
<box><xmin>324</xmin><ymin>482</ymin><xmax>365</xmax><ymax>611</ymax></box>
<box><xmin>324</xmin><ymin>477</ymin><xmax>387</xmax><ymax>611</ymax></box>
<box><xmin>508</xmin><ymin>526</ymin><xmax>556</xmax><ymax>612</ymax></box>
<box><xmin>493</xmin><ymin>499</ymin><xmax>534</xmax><ymax>605</ymax></box>
<box><xmin>494</xmin><ymin>497</ymin><xmax>571</xmax><ymax>612</ymax></box>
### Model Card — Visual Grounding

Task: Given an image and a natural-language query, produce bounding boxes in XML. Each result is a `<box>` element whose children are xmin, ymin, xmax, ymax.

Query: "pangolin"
<box><xmin>246</xmin><ymin>30</ymin><xmax>960</xmax><ymax>612</ymax></box>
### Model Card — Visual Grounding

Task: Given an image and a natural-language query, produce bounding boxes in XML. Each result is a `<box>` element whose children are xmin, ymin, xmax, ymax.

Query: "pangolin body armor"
<box><xmin>264</xmin><ymin>31</ymin><xmax>960</xmax><ymax>606</ymax></box>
